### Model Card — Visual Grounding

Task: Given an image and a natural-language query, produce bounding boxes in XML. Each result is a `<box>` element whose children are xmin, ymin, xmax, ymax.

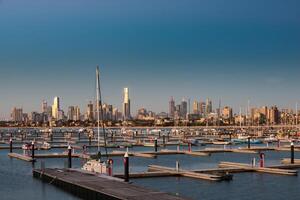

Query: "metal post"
<box><xmin>124</xmin><ymin>152</ymin><xmax>129</xmax><ymax>182</ymax></box>
<box><xmin>291</xmin><ymin>142</ymin><xmax>294</xmax><ymax>164</ymax></box>
<box><xmin>154</xmin><ymin>138</ymin><xmax>158</xmax><ymax>152</ymax></box>
<box><xmin>68</xmin><ymin>145</ymin><xmax>72</xmax><ymax>168</ymax></box>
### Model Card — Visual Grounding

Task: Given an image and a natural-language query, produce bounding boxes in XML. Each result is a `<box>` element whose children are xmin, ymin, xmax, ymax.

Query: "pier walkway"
<box><xmin>33</xmin><ymin>168</ymin><xmax>187</xmax><ymax>200</ymax></box>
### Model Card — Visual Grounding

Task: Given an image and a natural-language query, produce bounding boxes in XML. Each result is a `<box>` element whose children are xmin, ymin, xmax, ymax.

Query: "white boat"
<box><xmin>82</xmin><ymin>160</ymin><xmax>109</xmax><ymax>174</ymax></box>
<box><xmin>41</xmin><ymin>142</ymin><xmax>51</xmax><ymax>150</ymax></box>
<box><xmin>143</xmin><ymin>142</ymin><xmax>155</xmax><ymax>147</ymax></box>
<box><xmin>212</xmin><ymin>141</ymin><xmax>231</xmax><ymax>145</ymax></box>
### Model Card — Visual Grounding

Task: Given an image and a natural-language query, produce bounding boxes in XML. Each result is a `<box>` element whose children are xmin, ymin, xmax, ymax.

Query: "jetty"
<box><xmin>33</xmin><ymin>168</ymin><xmax>186</xmax><ymax>200</ymax></box>
<box><xmin>219</xmin><ymin>161</ymin><xmax>298</xmax><ymax>176</ymax></box>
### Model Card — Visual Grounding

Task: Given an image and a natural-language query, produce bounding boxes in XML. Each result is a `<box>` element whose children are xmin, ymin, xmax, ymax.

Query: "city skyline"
<box><xmin>1</xmin><ymin>0</ymin><xmax>300</xmax><ymax>119</ymax></box>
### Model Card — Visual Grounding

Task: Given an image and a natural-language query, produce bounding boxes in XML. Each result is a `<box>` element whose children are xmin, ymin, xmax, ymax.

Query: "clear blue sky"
<box><xmin>0</xmin><ymin>0</ymin><xmax>300</xmax><ymax>119</ymax></box>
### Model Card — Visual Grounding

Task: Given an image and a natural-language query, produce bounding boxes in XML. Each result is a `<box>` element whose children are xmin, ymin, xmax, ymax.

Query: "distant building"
<box><xmin>86</xmin><ymin>101</ymin><xmax>94</xmax><ymax>121</ymax></box>
<box><xmin>222</xmin><ymin>106</ymin><xmax>233</xmax><ymax>119</ymax></box>
<box><xmin>193</xmin><ymin>100</ymin><xmax>199</xmax><ymax>114</ymax></box>
<box><xmin>67</xmin><ymin>106</ymin><xmax>75</xmax><ymax>121</ymax></box>
<box><xmin>42</xmin><ymin>100</ymin><xmax>47</xmax><ymax>113</ymax></box>
<box><xmin>181</xmin><ymin>99</ymin><xmax>188</xmax><ymax>119</ymax></box>
<box><xmin>123</xmin><ymin>87</ymin><xmax>131</xmax><ymax>120</ymax></box>
<box><xmin>74</xmin><ymin>106</ymin><xmax>81</xmax><ymax>121</ymax></box>
<box><xmin>52</xmin><ymin>97</ymin><xmax>60</xmax><ymax>119</ymax></box>
<box><xmin>268</xmin><ymin>106</ymin><xmax>279</xmax><ymax>125</ymax></box>
<box><xmin>169</xmin><ymin>97</ymin><xmax>175</xmax><ymax>118</ymax></box>
<box><xmin>11</xmin><ymin>107</ymin><xmax>23</xmax><ymax>122</ymax></box>
<box><xmin>206</xmin><ymin>98</ymin><xmax>212</xmax><ymax>115</ymax></box>
<box><xmin>199</xmin><ymin>101</ymin><xmax>206</xmax><ymax>115</ymax></box>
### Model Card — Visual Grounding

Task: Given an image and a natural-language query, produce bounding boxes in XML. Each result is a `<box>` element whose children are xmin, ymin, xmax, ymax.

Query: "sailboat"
<box><xmin>82</xmin><ymin>66</ymin><xmax>112</xmax><ymax>175</ymax></box>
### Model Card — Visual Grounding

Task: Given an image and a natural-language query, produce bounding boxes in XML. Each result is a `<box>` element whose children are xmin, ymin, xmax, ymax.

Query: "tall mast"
<box><xmin>96</xmin><ymin>66</ymin><xmax>108</xmax><ymax>157</ymax></box>
<box><xmin>96</xmin><ymin>67</ymin><xmax>100</xmax><ymax>153</ymax></box>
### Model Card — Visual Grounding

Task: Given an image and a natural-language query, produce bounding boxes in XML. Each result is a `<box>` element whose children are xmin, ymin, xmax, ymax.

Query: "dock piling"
<box><xmin>9</xmin><ymin>138</ymin><xmax>12</xmax><ymax>153</ymax></box>
<box><xmin>247</xmin><ymin>136</ymin><xmax>251</xmax><ymax>149</ymax></box>
<box><xmin>163</xmin><ymin>134</ymin><xmax>166</xmax><ymax>147</ymax></box>
<box><xmin>89</xmin><ymin>135</ymin><xmax>92</xmax><ymax>146</ymax></box>
<box><xmin>31</xmin><ymin>141</ymin><xmax>35</xmax><ymax>160</ymax></box>
<box><xmin>260</xmin><ymin>153</ymin><xmax>265</xmax><ymax>167</ymax></box>
<box><xmin>154</xmin><ymin>138</ymin><xmax>158</xmax><ymax>152</ymax></box>
<box><xmin>68</xmin><ymin>145</ymin><xmax>72</xmax><ymax>168</ymax></box>
<box><xmin>124</xmin><ymin>152</ymin><xmax>129</xmax><ymax>182</ymax></box>
<box><xmin>291</xmin><ymin>142</ymin><xmax>294</xmax><ymax>164</ymax></box>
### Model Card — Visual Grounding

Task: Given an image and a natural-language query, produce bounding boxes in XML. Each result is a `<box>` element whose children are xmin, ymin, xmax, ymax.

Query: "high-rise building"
<box><xmin>52</xmin><ymin>97</ymin><xmax>60</xmax><ymax>119</ymax></box>
<box><xmin>222</xmin><ymin>106</ymin><xmax>233</xmax><ymax>119</ymax></box>
<box><xmin>42</xmin><ymin>100</ymin><xmax>47</xmax><ymax>113</ymax></box>
<box><xmin>123</xmin><ymin>87</ymin><xmax>131</xmax><ymax>120</ymax></box>
<box><xmin>181</xmin><ymin>98</ymin><xmax>188</xmax><ymax>119</ymax></box>
<box><xmin>193</xmin><ymin>100</ymin><xmax>199</xmax><ymax>114</ymax></box>
<box><xmin>67</xmin><ymin>106</ymin><xmax>75</xmax><ymax>121</ymax></box>
<box><xmin>11</xmin><ymin>107</ymin><xmax>23</xmax><ymax>122</ymax></box>
<box><xmin>74</xmin><ymin>106</ymin><xmax>81</xmax><ymax>121</ymax></box>
<box><xmin>169</xmin><ymin>97</ymin><xmax>175</xmax><ymax>118</ymax></box>
<box><xmin>87</xmin><ymin>101</ymin><xmax>94</xmax><ymax>121</ymax></box>
<box><xmin>199</xmin><ymin>101</ymin><xmax>206</xmax><ymax>115</ymax></box>
<box><xmin>268</xmin><ymin>106</ymin><xmax>279</xmax><ymax>125</ymax></box>
<box><xmin>206</xmin><ymin>98</ymin><xmax>212</xmax><ymax>114</ymax></box>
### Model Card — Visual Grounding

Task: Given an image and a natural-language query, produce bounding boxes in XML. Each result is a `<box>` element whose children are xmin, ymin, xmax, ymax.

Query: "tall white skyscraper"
<box><xmin>52</xmin><ymin>96</ymin><xmax>60</xmax><ymax>119</ymax></box>
<box><xmin>123</xmin><ymin>87</ymin><xmax>131</xmax><ymax>120</ymax></box>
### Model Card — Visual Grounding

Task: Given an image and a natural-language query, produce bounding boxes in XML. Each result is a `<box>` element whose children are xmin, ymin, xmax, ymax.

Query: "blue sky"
<box><xmin>0</xmin><ymin>0</ymin><xmax>300</xmax><ymax>119</ymax></box>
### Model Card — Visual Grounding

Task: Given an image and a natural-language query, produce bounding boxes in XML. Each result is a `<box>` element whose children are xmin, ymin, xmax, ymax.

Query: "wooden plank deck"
<box><xmin>148</xmin><ymin>165</ymin><xmax>231</xmax><ymax>181</ymax></box>
<box><xmin>8</xmin><ymin>153</ymin><xmax>34</xmax><ymax>162</ymax></box>
<box><xmin>219</xmin><ymin>161</ymin><xmax>298</xmax><ymax>176</ymax></box>
<box><xmin>33</xmin><ymin>168</ymin><xmax>187</xmax><ymax>200</ymax></box>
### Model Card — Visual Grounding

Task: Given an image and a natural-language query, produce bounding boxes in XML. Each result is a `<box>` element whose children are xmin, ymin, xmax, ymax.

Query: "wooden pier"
<box><xmin>219</xmin><ymin>161</ymin><xmax>298</xmax><ymax>176</ymax></box>
<box><xmin>8</xmin><ymin>153</ymin><xmax>35</xmax><ymax>162</ymax></box>
<box><xmin>33</xmin><ymin>168</ymin><xmax>187</xmax><ymax>200</ymax></box>
<box><xmin>148</xmin><ymin>165</ymin><xmax>232</xmax><ymax>181</ymax></box>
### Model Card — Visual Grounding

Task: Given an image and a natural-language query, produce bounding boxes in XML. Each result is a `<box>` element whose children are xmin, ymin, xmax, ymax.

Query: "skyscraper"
<box><xmin>181</xmin><ymin>98</ymin><xmax>188</xmax><ymax>119</ymax></box>
<box><xmin>74</xmin><ymin>106</ymin><xmax>81</xmax><ymax>121</ymax></box>
<box><xmin>52</xmin><ymin>97</ymin><xmax>60</xmax><ymax>119</ymax></box>
<box><xmin>169</xmin><ymin>97</ymin><xmax>175</xmax><ymax>118</ymax></box>
<box><xmin>11</xmin><ymin>107</ymin><xmax>23</xmax><ymax>122</ymax></box>
<box><xmin>193</xmin><ymin>100</ymin><xmax>199</xmax><ymax>114</ymax></box>
<box><xmin>42</xmin><ymin>100</ymin><xmax>47</xmax><ymax>113</ymax></box>
<box><xmin>67</xmin><ymin>106</ymin><xmax>75</xmax><ymax>121</ymax></box>
<box><xmin>123</xmin><ymin>87</ymin><xmax>131</xmax><ymax>120</ymax></box>
<box><xmin>206</xmin><ymin>98</ymin><xmax>212</xmax><ymax>115</ymax></box>
<box><xmin>87</xmin><ymin>101</ymin><xmax>94</xmax><ymax>121</ymax></box>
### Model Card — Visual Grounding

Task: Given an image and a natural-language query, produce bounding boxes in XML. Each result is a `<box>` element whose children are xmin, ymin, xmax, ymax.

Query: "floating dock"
<box><xmin>33</xmin><ymin>168</ymin><xmax>187</xmax><ymax>200</ymax></box>
<box><xmin>219</xmin><ymin>161</ymin><xmax>298</xmax><ymax>176</ymax></box>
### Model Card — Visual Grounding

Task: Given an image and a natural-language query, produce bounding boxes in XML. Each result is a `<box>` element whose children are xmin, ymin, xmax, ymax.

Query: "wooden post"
<box><xmin>124</xmin><ymin>152</ymin><xmax>129</xmax><ymax>182</ymax></box>
<box><xmin>291</xmin><ymin>142</ymin><xmax>294</xmax><ymax>164</ymax></box>
<box><xmin>89</xmin><ymin>135</ymin><xmax>92</xmax><ymax>146</ymax></box>
<box><xmin>68</xmin><ymin>145</ymin><xmax>72</xmax><ymax>168</ymax></box>
<box><xmin>163</xmin><ymin>134</ymin><xmax>166</xmax><ymax>147</ymax></box>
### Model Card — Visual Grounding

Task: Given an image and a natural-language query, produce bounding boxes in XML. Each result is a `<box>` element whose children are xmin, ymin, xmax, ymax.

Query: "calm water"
<box><xmin>0</xmin><ymin>143</ymin><xmax>299</xmax><ymax>199</ymax></box>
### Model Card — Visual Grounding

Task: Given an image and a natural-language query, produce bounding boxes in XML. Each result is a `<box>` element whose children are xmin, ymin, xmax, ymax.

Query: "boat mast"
<box><xmin>96</xmin><ymin>66</ymin><xmax>108</xmax><ymax>157</ymax></box>
<box><xmin>96</xmin><ymin>67</ymin><xmax>100</xmax><ymax>153</ymax></box>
